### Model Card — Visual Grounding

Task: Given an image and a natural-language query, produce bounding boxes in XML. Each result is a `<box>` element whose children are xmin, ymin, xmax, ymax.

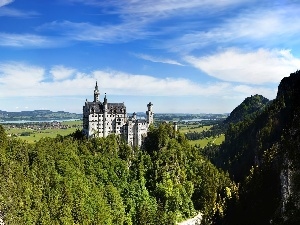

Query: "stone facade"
<box><xmin>83</xmin><ymin>82</ymin><xmax>153</xmax><ymax>147</ymax></box>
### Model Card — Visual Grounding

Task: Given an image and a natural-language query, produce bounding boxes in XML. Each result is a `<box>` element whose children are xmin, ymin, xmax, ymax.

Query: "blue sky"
<box><xmin>0</xmin><ymin>0</ymin><xmax>300</xmax><ymax>113</ymax></box>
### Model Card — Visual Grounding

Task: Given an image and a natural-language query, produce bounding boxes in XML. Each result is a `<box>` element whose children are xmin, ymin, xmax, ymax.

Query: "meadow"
<box><xmin>178</xmin><ymin>124</ymin><xmax>213</xmax><ymax>133</ymax></box>
<box><xmin>188</xmin><ymin>134</ymin><xmax>225</xmax><ymax>147</ymax></box>
<box><xmin>178</xmin><ymin>124</ymin><xmax>225</xmax><ymax>147</ymax></box>
<box><xmin>4</xmin><ymin>120</ymin><xmax>82</xmax><ymax>143</ymax></box>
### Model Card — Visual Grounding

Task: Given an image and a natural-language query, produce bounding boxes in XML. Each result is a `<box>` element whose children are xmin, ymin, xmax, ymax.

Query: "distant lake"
<box><xmin>181</xmin><ymin>118</ymin><xmax>213</xmax><ymax>122</ymax></box>
<box><xmin>0</xmin><ymin>119</ymin><xmax>80</xmax><ymax>124</ymax></box>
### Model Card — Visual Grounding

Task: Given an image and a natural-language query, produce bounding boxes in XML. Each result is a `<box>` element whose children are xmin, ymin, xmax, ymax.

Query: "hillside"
<box><xmin>213</xmin><ymin>70</ymin><xmax>300</xmax><ymax>224</ymax></box>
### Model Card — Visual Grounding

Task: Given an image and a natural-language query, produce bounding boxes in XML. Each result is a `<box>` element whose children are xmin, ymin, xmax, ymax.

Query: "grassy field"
<box><xmin>5</xmin><ymin>120</ymin><xmax>82</xmax><ymax>143</ymax></box>
<box><xmin>188</xmin><ymin>134</ymin><xmax>225</xmax><ymax>147</ymax></box>
<box><xmin>178</xmin><ymin>124</ymin><xmax>225</xmax><ymax>148</ymax></box>
<box><xmin>178</xmin><ymin>125</ymin><xmax>212</xmax><ymax>133</ymax></box>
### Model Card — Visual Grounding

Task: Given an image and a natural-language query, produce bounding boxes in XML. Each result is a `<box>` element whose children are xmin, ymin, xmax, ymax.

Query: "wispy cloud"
<box><xmin>0</xmin><ymin>0</ymin><xmax>13</xmax><ymax>7</ymax></box>
<box><xmin>133</xmin><ymin>53</ymin><xmax>184</xmax><ymax>66</ymax></box>
<box><xmin>171</xmin><ymin>5</ymin><xmax>300</xmax><ymax>52</ymax></box>
<box><xmin>39</xmin><ymin>20</ymin><xmax>152</xmax><ymax>43</ymax></box>
<box><xmin>51</xmin><ymin>0</ymin><xmax>251</xmax><ymax>44</ymax></box>
<box><xmin>68</xmin><ymin>0</ymin><xmax>251</xmax><ymax>17</ymax></box>
<box><xmin>0</xmin><ymin>0</ymin><xmax>39</xmax><ymax>17</ymax></box>
<box><xmin>0</xmin><ymin>61</ymin><xmax>276</xmax><ymax>99</ymax></box>
<box><xmin>0</xmin><ymin>7</ymin><xmax>39</xmax><ymax>17</ymax></box>
<box><xmin>185</xmin><ymin>48</ymin><xmax>300</xmax><ymax>84</ymax></box>
<box><xmin>0</xmin><ymin>33</ymin><xmax>63</xmax><ymax>48</ymax></box>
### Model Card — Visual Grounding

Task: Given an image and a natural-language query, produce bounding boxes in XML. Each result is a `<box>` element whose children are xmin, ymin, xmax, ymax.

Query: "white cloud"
<box><xmin>0</xmin><ymin>0</ymin><xmax>13</xmax><ymax>7</ymax></box>
<box><xmin>50</xmin><ymin>65</ymin><xmax>76</xmax><ymax>81</ymax></box>
<box><xmin>133</xmin><ymin>53</ymin><xmax>184</xmax><ymax>66</ymax></box>
<box><xmin>0</xmin><ymin>62</ymin><xmax>45</xmax><ymax>93</ymax></box>
<box><xmin>231</xmin><ymin>85</ymin><xmax>276</xmax><ymax>100</ymax></box>
<box><xmin>0</xmin><ymin>61</ymin><xmax>281</xmax><ymax>113</ymax></box>
<box><xmin>185</xmin><ymin>48</ymin><xmax>300</xmax><ymax>84</ymax></box>
<box><xmin>90</xmin><ymin>70</ymin><xmax>231</xmax><ymax>96</ymax></box>
<box><xmin>0</xmin><ymin>61</ymin><xmax>245</xmax><ymax>97</ymax></box>
<box><xmin>0</xmin><ymin>61</ymin><xmax>279</xmax><ymax>113</ymax></box>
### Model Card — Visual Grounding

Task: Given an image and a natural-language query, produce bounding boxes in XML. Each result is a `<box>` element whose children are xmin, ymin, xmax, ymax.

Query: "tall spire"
<box><xmin>104</xmin><ymin>93</ymin><xmax>107</xmax><ymax>104</ymax></box>
<box><xmin>94</xmin><ymin>81</ymin><xmax>100</xmax><ymax>102</ymax></box>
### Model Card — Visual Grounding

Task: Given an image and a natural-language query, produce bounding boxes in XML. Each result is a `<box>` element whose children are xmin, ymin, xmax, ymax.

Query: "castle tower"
<box><xmin>103</xmin><ymin>93</ymin><xmax>108</xmax><ymax>137</ymax></box>
<box><xmin>146</xmin><ymin>102</ymin><xmax>154</xmax><ymax>124</ymax></box>
<box><xmin>94</xmin><ymin>81</ymin><xmax>100</xmax><ymax>102</ymax></box>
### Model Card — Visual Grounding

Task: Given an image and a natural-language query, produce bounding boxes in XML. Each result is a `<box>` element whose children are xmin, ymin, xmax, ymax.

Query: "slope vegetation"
<box><xmin>213</xmin><ymin>71</ymin><xmax>300</xmax><ymax>224</ymax></box>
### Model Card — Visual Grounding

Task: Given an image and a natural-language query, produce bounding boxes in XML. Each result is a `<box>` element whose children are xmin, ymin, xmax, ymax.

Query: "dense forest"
<box><xmin>1</xmin><ymin>71</ymin><xmax>300</xmax><ymax>224</ymax></box>
<box><xmin>205</xmin><ymin>71</ymin><xmax>300</xmax><ymax>224</ymax></box>
<box><xmin>0</xmin><ymin>123</ymin><xmax>235</xmax><ymax>224</ymax></box>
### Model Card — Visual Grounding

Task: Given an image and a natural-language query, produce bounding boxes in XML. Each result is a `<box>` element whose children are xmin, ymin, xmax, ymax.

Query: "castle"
<box><xmin>83</xmin><ymin>82</ymin><xmax>154</xmax><ymax>147</ymax></box>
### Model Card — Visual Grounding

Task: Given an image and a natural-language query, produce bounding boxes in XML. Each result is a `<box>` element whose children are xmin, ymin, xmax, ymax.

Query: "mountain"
<box><xmin>214</xmin><ymin>70</ymin><xmax>300</xmax><ymax>224</ymax></box>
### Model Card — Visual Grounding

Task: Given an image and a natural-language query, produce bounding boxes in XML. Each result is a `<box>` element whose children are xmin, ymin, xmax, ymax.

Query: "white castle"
<box><xmin>83</xmin><ymin>82</ymin><xmax>154</xmax><ymax>147</ymax></box>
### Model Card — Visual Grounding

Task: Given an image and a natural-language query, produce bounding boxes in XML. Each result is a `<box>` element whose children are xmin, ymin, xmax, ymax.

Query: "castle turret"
<box><xmin>104</xmin><ymin>93</ymin><xmax>107</xmax><ymax>105</ymax></box>
<box><xmin>94</xmin><ymin>81</ymin><xmax>100</xmax><ymax>102</ymax></box>
<box><xmin>133</xmin><ymin>112</ymin><xmax>137</xmax><ymax>120</ymax></box>
<box><xmin>146</xmin><ymin>102</ymin><xmax>154</xmax><ymax>124</ymax></box>
<box><xmin>173</xmin><ymin>121</ymin><xmax>178</xmax><ymax>132</ymax></box>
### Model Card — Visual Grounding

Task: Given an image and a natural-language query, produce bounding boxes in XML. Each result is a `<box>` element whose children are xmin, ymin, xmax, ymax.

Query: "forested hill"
<box><xmin>224</xmin><ymin>94</ymin><xmax>269</xmax><ymax>125</ymax></box>
<box><xmin>0</xmin><ymin>123</ymin><xmax>235</xmax><ymax>224</ymax></box>
<box><xmin>211</xmin><ymin>70</ymin><xmax>300</xmax><ymax>224</ymax></box>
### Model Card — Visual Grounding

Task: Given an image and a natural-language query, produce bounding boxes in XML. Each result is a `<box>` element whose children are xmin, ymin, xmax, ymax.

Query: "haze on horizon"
<box><xmin>0</xmin><ymin>0</ymin><xmax>300</xmax><ymax>114</ymax></box>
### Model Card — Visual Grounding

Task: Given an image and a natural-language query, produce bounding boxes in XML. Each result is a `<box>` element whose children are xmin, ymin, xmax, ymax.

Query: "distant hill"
<box><xmin>0</xmin><ymin>110</ymin><xmax>82</xmax><ymax>122</ymax></box>
<box><xmin>224</xmin><ymin>94</ymin><xmax>270</xmax><ymax>125</ymax></box>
